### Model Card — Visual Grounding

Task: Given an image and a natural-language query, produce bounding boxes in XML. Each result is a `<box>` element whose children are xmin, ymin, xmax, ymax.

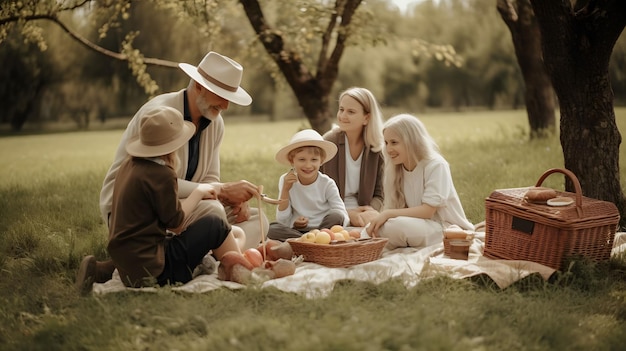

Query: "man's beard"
<box><xmin>196</xmin><ymin>95</ymin><xmax>219</xmax><ymax>120</ymax></box>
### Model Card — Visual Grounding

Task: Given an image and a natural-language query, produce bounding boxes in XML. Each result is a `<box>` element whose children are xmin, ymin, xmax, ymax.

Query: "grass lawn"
<box><xmin>0</xmin><ymin>109</ymin><xmax>625</xmax><ymax>350</ymax></box>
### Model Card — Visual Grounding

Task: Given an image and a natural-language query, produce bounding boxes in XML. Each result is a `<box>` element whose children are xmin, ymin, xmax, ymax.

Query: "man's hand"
<box><xmin>218</xmin><ymin>180</ymin><xmax>260</xmax><ymax>206</ymax></box>
<box><xmin>229</xmin><ymin>201</ymin><xmax>251</xmax><ymax>223</ymax></box>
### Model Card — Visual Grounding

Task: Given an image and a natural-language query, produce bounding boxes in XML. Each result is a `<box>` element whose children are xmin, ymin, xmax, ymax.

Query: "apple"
<box><xmin>257</xmin><ymin>239</ymin><xmax>281</xmax><ymax>260</ymax></box>
<box><xmin>333</xmin><ymin>232</ymin><xmax>346</xmax><ymax>241</ymax></box>
<box><xmin>348</xmin><ymin>230</ymin><xmax>361</xmax><ymax>239</ymax></box>
<box><xmin>268</xmin><ymin>241</ymin><xmax>294</xmax><ymax>261</ymax></box>
<box><xmin>339</xmin><ymin>229</ymin><xmax>350</xmax><ymax>239</ymax></box>
<box><xmin>318</xmin><ymin>228</ymin><xmax>334</xmax><ymax>240</ymax></box>
<box><xmin>330</xmin><ymin>225</ymin><xmax>344</xmax><ymax>233</ymax></box>
<box><xmin>243</xmin><ymin>248</ymin><xmax>263</xmax><ymax>267</ymax></box>
<box><xmin>300</xmin><ymin>232</ymin><xmax>316</xmax><ymax>242</ymax></box>
<box><xmin>314</xmin><ymin>231</ymin><xmax>331</xmax><ymax>244</ymax></box>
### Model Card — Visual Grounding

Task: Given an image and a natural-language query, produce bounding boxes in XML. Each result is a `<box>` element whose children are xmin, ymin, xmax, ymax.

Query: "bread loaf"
<box><xmin>524</xmin><ymin>187</ymin><xmax>557</xmax><ymax>203</ymax></box>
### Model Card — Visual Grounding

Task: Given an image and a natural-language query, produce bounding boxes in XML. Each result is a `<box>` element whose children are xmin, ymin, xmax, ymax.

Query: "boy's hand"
<box><xmin>282</xmin><ymin>169</ymin><xmax>298</xmax><ymax>192</ymax></box>
<box><xmin>293</xmin><ymin>216</ymin><xmax>308</xmax><ymax>229</ymax></box>
<box><xmin>196</xmin><ymin>183</ymin><xmax>217</xmax><ymax>200</ymax></box>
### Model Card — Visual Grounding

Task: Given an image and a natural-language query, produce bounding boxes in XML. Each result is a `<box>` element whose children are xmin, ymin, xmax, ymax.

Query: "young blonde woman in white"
<box><xmin>366</xmin><ymin>114</ymin><xmax>474</xmax><ymax>249</ymax></box>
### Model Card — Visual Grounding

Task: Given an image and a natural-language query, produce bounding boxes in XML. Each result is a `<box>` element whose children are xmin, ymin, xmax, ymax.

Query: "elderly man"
<box><xmin>77</xmin><ymin>52</ymin><xmax>269</xmax><ymax>293</ymax></box>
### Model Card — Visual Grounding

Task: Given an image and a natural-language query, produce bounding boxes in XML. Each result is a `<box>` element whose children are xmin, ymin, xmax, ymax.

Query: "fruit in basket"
<box><xmin>333</xmin><ymin>231</ymin><xmax>346</xmax><ymax>241</ymax></box>
<box><xmin>339</xmin><ymin>229</ymin><xmax>350</xmax><ymax>239</ymax></box>
<box><xmin>332</xmin><ymin>234</ymin><xmax>343</xmax><ymax>241</ymax></box>
<box><xmin>319</xmin><ymin>228</ymin><xmax>337</xmax><ymax>240</ymax></box>
<box><xmin>330</xmin><ymin>225</ymin><xmax>344</xmax><ymax>233</ymax></box>
<box><xmin>300</xmin><ymin>232</ymin><xmax>316</xmax><ymax>242</ymax></box>
<box><xmin>314</xmin><ymin>231</ymin><xmax>332</xmax><ymax>244</ymax></box>
<box><xmin>348</xmin><ymin>230</ymin><xmax>361</xmax><ymax>239</ymax></box>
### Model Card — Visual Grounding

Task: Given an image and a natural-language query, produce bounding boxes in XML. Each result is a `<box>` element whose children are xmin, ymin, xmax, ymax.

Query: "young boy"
<box><xmin>267</xmin><ymin>129</ymin><xmax>349</xmax><ymax>241</ymax></box>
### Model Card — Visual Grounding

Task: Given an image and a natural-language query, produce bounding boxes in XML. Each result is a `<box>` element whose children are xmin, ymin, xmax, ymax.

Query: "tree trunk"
<box><xmin>530</xmin><ymin>0</ymin><xmax>626</xmax><ymax>227</ymax></box>
<box><xmin>239</xmin><ymin>0</ymin><xmax>361</xmax><ymax>134</ymax></box>
<box><xmin>497</xmin><ymin>0</ymin><xmax>555</xmax><ymax>139</ymax></box>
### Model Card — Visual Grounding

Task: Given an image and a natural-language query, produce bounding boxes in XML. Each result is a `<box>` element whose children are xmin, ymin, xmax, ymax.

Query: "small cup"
<box><xmin>449</xmin><ymin>239</ymin><xmax>471</xmax><ymax>260</ymax></box>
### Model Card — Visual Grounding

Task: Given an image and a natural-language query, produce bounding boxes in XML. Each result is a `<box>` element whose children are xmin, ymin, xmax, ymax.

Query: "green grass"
<box><xmin>1</xmin><ymin>110</ymin><xmax>626</xmax><ymax>350</ymax></box>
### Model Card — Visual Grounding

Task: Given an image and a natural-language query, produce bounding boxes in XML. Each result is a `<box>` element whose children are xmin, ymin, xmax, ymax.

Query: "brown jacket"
<box><xmin>322</xmin><ymin>128</ymin><xmax>384</xmax><ymax>210</ymax></box>
<box><xmin>107</xmin><ymin>157</ymin><xmax>185</xmax><ymax>287</ymax></box>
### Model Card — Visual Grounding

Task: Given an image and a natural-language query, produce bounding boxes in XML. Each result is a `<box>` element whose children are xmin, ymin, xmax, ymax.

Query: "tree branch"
<box><xmin>322</xmin><ymin>0</ymin><xmax>361</xmax><ymax>90</ymax></box>
<box><xmin>1</xmin><ymin>13</ymin><xmax>178</xmax><ymax>68</ymax></box>
<box><xmin>238</xmin><ymin>0</ymin><xmax>313</xmax><ymax>87</ymax></box>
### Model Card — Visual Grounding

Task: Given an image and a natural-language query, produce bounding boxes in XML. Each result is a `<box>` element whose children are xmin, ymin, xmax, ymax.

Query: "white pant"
<box><xmin>378</xmin><ymin>217</ymin><xmax>443</xmax><ymax>250</ymax></box>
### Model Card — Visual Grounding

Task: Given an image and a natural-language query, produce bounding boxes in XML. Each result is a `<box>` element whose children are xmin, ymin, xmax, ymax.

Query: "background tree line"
<box><xmin>2</xmin><ymin>0</ymin><xmax>626</xmax><ymax>226</ymax></box>
<box><xmin>3</xmin><ymin>0</ymin><xmax>624</xmax><ymax>131</ymax></box>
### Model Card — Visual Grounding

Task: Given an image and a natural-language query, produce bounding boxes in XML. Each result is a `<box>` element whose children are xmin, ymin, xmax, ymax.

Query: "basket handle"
<box><xmin>534</xmin><ymin>168</ymin><xmax>583</xmax><ymax>217</ymax></box>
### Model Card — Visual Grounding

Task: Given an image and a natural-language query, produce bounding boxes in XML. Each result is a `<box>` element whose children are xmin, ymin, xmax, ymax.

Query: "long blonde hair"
<box><xmin>162</xmin><ymin>152</ymin><xmax>179</xmax><ymax>171</ymax></box>
<box><xmin>382</xmin><ymin>114</ymin><xmax>440</xmax><ymax>209</ymax></box>
<box><xmin>337</xmin><ymin>87</ymin><xmax>385</xmax><ymax>152</ymax></box>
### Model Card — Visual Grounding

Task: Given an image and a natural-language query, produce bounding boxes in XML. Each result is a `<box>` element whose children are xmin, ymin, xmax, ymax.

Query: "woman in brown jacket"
<box><xmin>322</xmin><ymin>87</ymin><xmax>385</xmax><ymax>227</ymax></box>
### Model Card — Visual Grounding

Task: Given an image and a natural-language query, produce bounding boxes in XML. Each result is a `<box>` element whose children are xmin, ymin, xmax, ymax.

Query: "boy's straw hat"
<box><xmin>275</xmin><ymin>129</ymin><xmax>337</xmax><ymax>166</ymax></box>
<box><xmin>126</xmin><ymin>106</ymin><xmax>196</xmax><ymax>158</ymax></box>
<box><xmin>179</xmin><ymin>51</ymin><xmax>252</xmax><ymax>106</ymax></box>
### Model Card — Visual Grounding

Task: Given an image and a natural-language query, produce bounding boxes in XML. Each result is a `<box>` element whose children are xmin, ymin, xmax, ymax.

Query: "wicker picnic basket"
<box><xmin>484</xmin><ymin>168</ymin><xmax>619</xmax><ymax>270</ymax></box>
<box><xmin>286</xmin><ymin>238</ymin><xmax>388</xmax><ymax>268</ymax></box>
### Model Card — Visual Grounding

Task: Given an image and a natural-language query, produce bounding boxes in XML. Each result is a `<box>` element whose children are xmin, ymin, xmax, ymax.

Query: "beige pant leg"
<box><xmin>378</xmin><ymin>217</ymin><xmax>443</xmax><ymax>250</ymax></box>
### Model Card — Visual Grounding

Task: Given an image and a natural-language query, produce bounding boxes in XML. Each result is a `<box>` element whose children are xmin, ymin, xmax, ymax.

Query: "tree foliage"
<box><xmin>1</xmin><ymin>0</ymin><xmax>625</xmax><ymax>133</ymax></box>
<box><xmin>0</xmin><ymin>0</ymin><xmax>466</xmax><ymax>132</ymax></box>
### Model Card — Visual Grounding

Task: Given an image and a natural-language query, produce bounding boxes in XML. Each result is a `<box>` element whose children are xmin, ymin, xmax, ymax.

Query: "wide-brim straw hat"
<box><xmin>126</xmin><ymin>106</ymin><xmax>196</xmax><ymax>158</ymax></box>
<box><xmin>275</xmin><ymin>129</ymin><xmax>338</xmax><ymax>166</ymax></box>
<box><xmin>179</xmin><ymin>51</ymin><xmax>252</xmax><ymax>106</ymax></box>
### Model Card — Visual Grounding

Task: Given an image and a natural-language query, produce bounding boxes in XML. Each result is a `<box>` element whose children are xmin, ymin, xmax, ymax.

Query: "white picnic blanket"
<box><xmin>93</xmin><ymin>232</ymin><xmax>626</xmax><ymax>298</ymax></box>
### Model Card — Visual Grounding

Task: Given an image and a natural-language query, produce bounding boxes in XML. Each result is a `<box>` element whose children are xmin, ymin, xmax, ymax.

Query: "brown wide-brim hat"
<box><xmin>179</xmin><ymin>51</ymin><xmax>252</xmax><ymax>106</ymax></box>
<box><xmin>126</xmin><ymin>106</ymin><xmax>196</xmax><ymax>158</ymax></box>
<box><xmin>275</xmin><ymin>129</ymin><xmax>338</xmax><ymax>166</ymax></box>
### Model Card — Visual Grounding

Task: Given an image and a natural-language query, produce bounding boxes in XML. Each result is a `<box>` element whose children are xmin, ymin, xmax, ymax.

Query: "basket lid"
<box><xmin>487</xmin><ymin>187</ymin><xmax>619</xmax><ymax>225</ymax></box>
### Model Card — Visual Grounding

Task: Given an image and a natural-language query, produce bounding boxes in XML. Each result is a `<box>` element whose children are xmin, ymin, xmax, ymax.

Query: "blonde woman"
<box><xmin>366</xmin><ymin>114</ymin><xmax>474</xmax><ymax>249</ymax></box>
<box><xmin>322</xmin><ymin>87</ymin><xmax>385</xmax><ymax>227</ymax></box>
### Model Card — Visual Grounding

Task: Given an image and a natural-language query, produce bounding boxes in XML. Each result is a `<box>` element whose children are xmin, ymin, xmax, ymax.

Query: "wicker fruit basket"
<box><xmin>286</xmin><ymin>238</ymin><xmax>388</xmax><ymax>268</ymax></box>
<box><xmin>484</xmin><ymin>168</ymin><xmax>619</xmax><ymax>270</ymax></box>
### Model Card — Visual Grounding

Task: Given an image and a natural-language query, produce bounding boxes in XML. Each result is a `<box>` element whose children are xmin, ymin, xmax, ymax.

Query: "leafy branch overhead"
<box><xmin>0</xmin><ymin>0</ymin><xmax>177</xmax><ymax>95</ymax></box>
<box><xmin>0</xmin><ymin>0</ymin><xmax>462</xmax><ymax>131</ymax></box>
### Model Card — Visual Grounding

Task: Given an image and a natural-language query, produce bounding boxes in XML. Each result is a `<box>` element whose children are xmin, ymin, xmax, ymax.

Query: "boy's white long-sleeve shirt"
<box><xmin>275</xmin><ymin>172</ymin><xmax>349</xmax><ymax>228</ymax></box>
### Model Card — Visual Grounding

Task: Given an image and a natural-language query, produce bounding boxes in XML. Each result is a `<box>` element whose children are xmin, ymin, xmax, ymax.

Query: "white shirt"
<box><xmin>343</xmin><ymin>136</ymin><xmax>362</xmax><ymax>209</ymax></box>
<box><xmin>402</xmin><ymin>154</ymin><xmax>474</xmax><ymax>230</ymax></box>
<box><xmin>276</xmin><ymin>172</ymin><xmax>349</xmax><ymax>228</ymax></box>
